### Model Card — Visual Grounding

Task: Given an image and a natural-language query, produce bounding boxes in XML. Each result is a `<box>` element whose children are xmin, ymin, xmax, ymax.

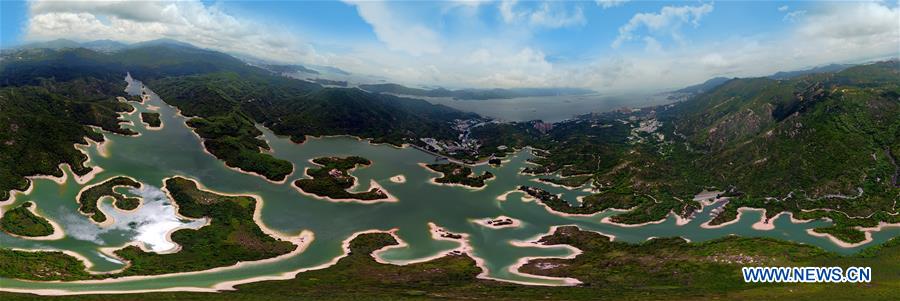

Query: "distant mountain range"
<box><xmin>674</xmin><ymin>63</ymin><xmax>858</xmax><ymax>96</ymax></box>
<box><xmin>2</xmin><ymin>37</ymin><xmax>897</xmax><ymax>245</ymax></box>
<box><xmin>262</xmin><ymin>64</ymin><xmax>320</xmax><ymax>75</ymax></box>
<box><xmin>358</xmin><ymin>83</ymin><xmax>595</xmax><ymax>100</ymax></box>
<box><xmin>0</xmin><ymin>38</ymin><xmax>476</xmax><ymax>191</ymax></box>
<box><xmin>768</xmin><ymin>63</ymin><xmax>853</xmax><ymax>80</ymax></box>
<box><xmin>674</xmin><ymin>77</ymin><xmax>733</xmax><ymax>94</ymax></box>
<box><xmin>7</xmin><ymin>38</ymin><xmax>204</xmax><ymax>53</ymax></box>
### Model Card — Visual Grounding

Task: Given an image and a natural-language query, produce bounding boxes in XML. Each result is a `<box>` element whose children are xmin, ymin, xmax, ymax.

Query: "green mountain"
<box><xmin>674</xmin><ymin>76</ymin><xmax>732</xmax><ymax>94</ymax></box>
<box><xmin>358</xmin><ymin>83</ymin><xmax>595</xmax><ymax>100</ymax></box>
<box><xmin>768</xmin><ymin>63</ymin><xmax>853</xmax><ymax>80</ymax></box>
<box><xmin>2</xmin><ymin>39</ymin><xmax>896</xmax><ymax>245</ymax></box>
<box><xmin>262</xmin><ymin>64</ymin><xmax>319</xmax><ymax>75</ymax></box>
<box><xmin>468</xmin><ymin>61</ymin><xmax>899</xmax><ymax>242</ymax></box>
<box><xmin>0</xmin><ymin>43</ymin><xmax>475</xmax><ymax>196</ymax></box>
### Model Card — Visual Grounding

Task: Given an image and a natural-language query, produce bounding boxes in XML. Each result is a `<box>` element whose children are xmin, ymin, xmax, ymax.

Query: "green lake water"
<box><xmin>1</xmin><ymin>78</ymin><xmax>898</xmax><ymax>293</ymax></box>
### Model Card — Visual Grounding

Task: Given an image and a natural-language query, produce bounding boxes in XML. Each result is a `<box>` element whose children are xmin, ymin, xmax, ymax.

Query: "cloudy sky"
<box><xmin>1</xmin><ymin>0</ymin><xmax>897</xmax><ymax>92</ymax></box>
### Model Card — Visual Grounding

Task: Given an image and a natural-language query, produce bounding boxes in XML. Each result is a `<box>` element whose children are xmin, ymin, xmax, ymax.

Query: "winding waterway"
<box><xmin>1</xmin><ymin>77</ymin><xmax>898</xmax><ymax>294</ymax></box>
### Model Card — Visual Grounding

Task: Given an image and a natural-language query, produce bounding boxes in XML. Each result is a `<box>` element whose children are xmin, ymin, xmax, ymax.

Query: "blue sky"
<box><xmin>2</xmin><ymin>1</ymin><xmax>898</xmax><ymax>92</ymax></box>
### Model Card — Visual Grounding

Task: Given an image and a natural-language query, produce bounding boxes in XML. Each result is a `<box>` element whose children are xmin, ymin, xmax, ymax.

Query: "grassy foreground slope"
<box><xmin>2</xmin><ymin>230</ymin><xmax>898</xmax><ymax>300</ymax></box>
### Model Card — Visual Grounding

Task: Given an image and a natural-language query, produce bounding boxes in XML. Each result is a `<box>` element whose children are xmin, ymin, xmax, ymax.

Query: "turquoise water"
<box><xmin>1</xmin><ymin>79</ymin><xmax>897</xmax><ymax>294</ymax></box>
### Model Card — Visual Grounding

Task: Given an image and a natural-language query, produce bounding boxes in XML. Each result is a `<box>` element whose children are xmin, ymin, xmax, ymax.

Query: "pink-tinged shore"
<box><xmin>472</xmin><ymin>215</ymin><xmax>523</xmax><ymax>229</ymax></box>
<box><xmin>505</xmin><ymin>225</ymin><xmax>614</xmax><ymax>286</ymax></box>
<box><xmin>372</xmin><ymin>222</ymin><xmax>584</xmax><ymax>286</ymax></box>
<box><xmin>389</xmin><ymin>174</ymin><xmax>406</xmax><ymax>184</ymax></box>
<box><xmin>806</xmin><ymin>222</ymin><xmax>900</xmax><ymax>248</ymax></box>
<box><xmin>0</xmin><ymin>177</ymin><xmax>317</xmax><ymax>296</ymax></box>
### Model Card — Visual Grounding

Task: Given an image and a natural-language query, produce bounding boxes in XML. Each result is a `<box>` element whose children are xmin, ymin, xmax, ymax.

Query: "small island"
<box><xmin>425</xmin><ymin>163</ymin><xmax>494</xmax><ymax>188</ymax></box>
<box><xmin>294</xmin><ymin>156</ymin><xmax>388</xmax><ymax>201</ymax></box>
<box><xmin>519</xmin><ymin>186</ymin><xmax>603</xmax><ymax>215</ymax></box>
<box><xmin>140</xmin><ymin>112</ymin><xmax>161</xmax><ymax>128</ymax></box>
<box><xmin>0</xmin><ymin>202</ymin><xmax>55</xmax><ymax>237</ymax></box>
<box><xmin>78</xmin><ymin>176</ymin><xmax>142</xmax><ymax>223</ymax></box>
<box><xmin>475</xmin><ymin>216</ymin><xmax>521</xmax><ymax>229</ymax></box>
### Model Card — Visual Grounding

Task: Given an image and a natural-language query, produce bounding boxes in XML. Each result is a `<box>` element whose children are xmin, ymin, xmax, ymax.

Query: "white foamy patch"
<box><xmin>97</xmin><ymin>252</ymin><xmax>124</xmax><ymax>264</ymax></box>
<box><xmin>59</xmin><ymin>211</ymin><xmax>106</xmax><ymax>244</ymax></box>
<box><xmin>112</xmin><ymin>186</ymin><xmax>206</xmax><ymax>252</ymax></box>
<box><xmin>62</xmin><ymin>185</ymin><xmax>205</xmax><ymax>253</ymax></box>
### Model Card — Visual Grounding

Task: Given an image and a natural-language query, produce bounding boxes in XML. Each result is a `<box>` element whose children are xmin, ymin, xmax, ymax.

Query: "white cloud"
<box><xmin>612</xmin><ymin>3</ymin><xmax>714</xmax><ymax>48</ymax></box>
<box><xmin>18</xmin><ymin>1</ymin><xmax>900</xmax><ymax>93</ymax></box>
<box><xmin>59</xmin><ymin>185</ymin><xmax>204</xmax><ymax>253</ymax></box>
<box><xmin>500</xmin><ymin>0</ymin><xmax>586</xmax><ymax>28</ymax></box>
<box><xmin>597</xmin><ymin>0</ymin><xmax>630</xmax><ymax>9</ymax></box>
<box><xmin>783</xmin><ymin>10</ymin><xmax>806</xmax><ymax>22</ymax></box>
<box><xmin>643</xmin><ymin>37</ymin><xmax>662</xmax><ymax>53</ymax></box>
<box><xmin>25</xmin><ymin>0</ymin><xmax>318</xmax><ymax>63</ymax></box>
<box><xmin>344</xmin><ymin>1</ymin><xmax>442</xmax><ymax>56</ymax></box>
<box><xmin>778</xmin><ymin>5</ymin><xmax>789</xmax><ymax>12</ymax></box>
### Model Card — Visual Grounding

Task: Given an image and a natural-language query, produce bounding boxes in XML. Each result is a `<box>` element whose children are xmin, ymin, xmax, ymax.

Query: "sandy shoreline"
<box><xmin>141</xmin><ymin>118</ymin><xmax>164</xmax><ymax>131</ymax></box>
<box><xmin>389</xmin><ymin>174</ymin><xmax>406</xmax><ymax>184</ymax></box>
<box><xmin>504</xmin><ymin>225</ymin><xmax>586</xmax><ymax>286</ymax></box>
<box><xmin>599</xmin><ymin>212</ymin><xmax>672</xmax><ymax>228</ymax></box>
<box><xmin>370</xmin><ymin>226</ymin><xmax>462</xmax><ymax>266</ymax></box>
<box><xmin>186</xmin><ymin>125</ymin><xmax>294</xmax><ymax>185</ymax></box>
<box><xmin>0</xmin><ymin>176</ymin><xmax>319</xmax><ymax>296</ymax></box>
<box><xmin>429</xmin><ymin>222</ymin><xmax>583</xmax><ymax>286</ymax></box>
<box><xmin>806</xmin><ymin>222</ymin><xmax>900</xmax><ymax>248</ymax></box>
<box><xmin>73</xmin><ymin>175</ymin><xmax>144</xmax><ymax>227</ymax></box>
<box><xmin>528</xmin><ymin>177</ymin><xmax>587</xmax><ymax>190</ymax></box>
<box><xmin>291</xmin><ymin>178</ymin><xmax>399</xmax><ymax>204</ymax></box>
<box><xmin>417</xmin><ymin>163</ymin><xmax>490</xmax><ymax>191</ymax></box>
<box><xmin>0</xmin><ymin>201</ymin><xmax>66</xmax><ymax>241</ymax></box>
<box><xmin>472</xmin><ymin>215</ymin><xmax>523</xmax><ymax>229</ymax></box>
<box><xmin>496</xmin><ymin>189</ymin><xmax>520</xmax><ymax>201</ymax></box>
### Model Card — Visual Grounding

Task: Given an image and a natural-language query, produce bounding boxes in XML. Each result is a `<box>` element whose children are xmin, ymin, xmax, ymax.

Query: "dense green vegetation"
<box><xmin>294</xmin><ymin>156</ymin><xmax>387</xmax><ymax>200</ymax></box>
<box><xmin>519</xmin><ymin>186</ymin><xmax>607</xmax><ymax>215</ymax></box>
<box><xmin>2</xmin><ymin>43</ymin><xmax>473</xmax><ymax>195</ymax></box>
<box><xmin>468</xmin><ymin>62</ymin><xmax>900</xmax><ymax>236</ymax></box>
<box><xmin>5</xmin><ymin>230</ymin><xmax>900</xmax><ymax>300</ymax></box>
<box><xmin>140</xmin><ymin>112</ymin><xmax>160</xmax><ymax>128</ymax></box>
<box><xmin>0</xmin><ymin>249</ymin><xmax>97</xmax><ymax>281</ymax></box>
<box><xmin>0</xmin><ymin>202</ymin><xmax>54</xmax><ymax>237</ymax></box>
<box><xmin>77</xmin><ymin>176</ymin><xmax>141</xmax><ymax>222</ymax></box>
<box><xmin>521</xmin><ymin>226</ymin><xmax>827</xmax><ymax>290</ymax></box>
<box><xmin>112</xmin><ymin>177</ymin><xmax>296</xmax><ymax>276</ymax></box>
<box><xmin>425</xmin><ymin>163</ymin><xmax>494</xmax><ymax>188</ymax></box>
<box><xmin>2</xmin><ymin>42</ymin><xmax>897</xmax><ymax>246</ymax></box>
<box><xmin>150</xmin><ymin>71</ymin><xmax>473</xmax><ymax>147</ymax></box>
<box><xmin>538</xmin><ymin>175</ymin><xmax>591</xmax><ymax>187</ymax></box>
<box><xmin>186</xmin><ymin>112</ymin><xmax>292</xmax><ymax>181</ymax></box>
<box><xmin>0</xmin><ymin>72</ymin><xmax>137</xmax><ymax>201</ymax></box>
